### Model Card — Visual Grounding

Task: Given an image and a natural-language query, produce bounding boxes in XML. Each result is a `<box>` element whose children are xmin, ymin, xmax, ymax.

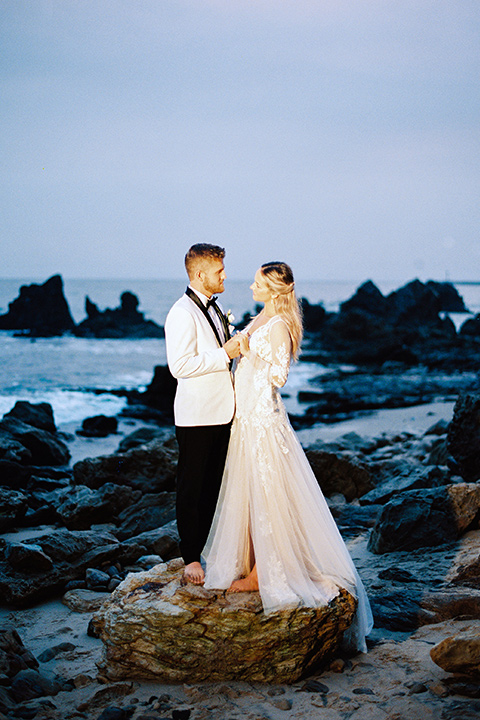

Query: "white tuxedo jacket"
<box><xmin>165</xmin><ymin>293</ymin><xmax>235</xmax><ymax>427</ymax></box>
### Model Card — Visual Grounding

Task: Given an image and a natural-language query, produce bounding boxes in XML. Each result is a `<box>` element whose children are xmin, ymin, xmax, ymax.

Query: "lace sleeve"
<box><xmin>269</xmin><ymin>318</ymin><xmax>292</xmax><ymax>388</ymax></box>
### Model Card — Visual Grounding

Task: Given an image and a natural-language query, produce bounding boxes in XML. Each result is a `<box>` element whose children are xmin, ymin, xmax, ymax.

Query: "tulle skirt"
<box><xmin>203</xmin><ymin>408</ymin><xmax>373</xmax><ymax>652</ymax></box>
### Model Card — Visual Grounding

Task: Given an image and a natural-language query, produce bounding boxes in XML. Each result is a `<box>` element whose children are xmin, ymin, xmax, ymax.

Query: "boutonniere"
<box><xmin>226</xmin><ymin>309</ymin><xmax>236</xmax><ymax>334</ymax></box>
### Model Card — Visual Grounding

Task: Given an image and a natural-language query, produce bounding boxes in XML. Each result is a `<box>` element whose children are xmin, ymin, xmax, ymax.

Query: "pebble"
<box><xmin>406</xmin><ymin>681</ymin><xmax>428</xmax><ymax>694</ymax></box>
<box><xmin>267</xmin><ymin>686</ymin><xmax>285</xmax><ymax>696</ymax></box>
<box><xmin>329</xmin><ymin>658</ymin><xmax>346</xmax><ymax>673</ymax></box>
<box><xmin>352</xmin><ymin>687</ymin><xmax>375</xmax><ymax>695</ymax></box>
<box><xmin>428</xmin><ymin>681</ymin><xmax>449</xmax><ymax>698</ymax></box>
<box><xmin>302</xmin><ymin>679</ymin><xmax>329</xmax><ymax>693</ymax></box>
<box><xmin>270</xmin><ymin>698</ymin><xmax>292</xmax><ymax>711</ymax></box>
<box><xmin>38</xmin><ymin>642</ymin><xmax>75</xmax><ymax>662</ymax></box>
<box><xmin>96</xmin><ymin>707</ymin><xmax>133</xmax><ymax>720</ymax></box>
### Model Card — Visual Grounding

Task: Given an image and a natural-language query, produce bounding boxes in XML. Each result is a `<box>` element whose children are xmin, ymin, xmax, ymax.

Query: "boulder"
<box><xmin>368</xmin><ymin>483</ymin><xmax>480</xmax><ymax>554</ymax></box>
<box><xmin>116</xmin><ymin>426</ymin><xmax>172</xmax><ymax>453</ymax></box>
<box><xmin>75</xmin><ymin>291</ymin><xmax>164</xmax><ymax>338</ymax></box>
<box><xmin>93</xmin><ymin>558</ymin><xmax>356</xmax><ymax>684</ymax></box>
<box><xmin>5</xmin><ymin>543</ymin><xmax>54</xmax><ymax>572</ymax></box>
<box><xmin>359</xmin><ymin>466</ymin><xmax>451</xmax><ymax>506</ymax></box>
<box><xmin>371</xmin><ymin>588</ymin><xmax>480</xmax><ymax>632</ymax></box>
<box><xmin>340</xmin><ymin>280</ymin><xmax>388</xmax><ymax>317</ymax></box>
<box><xmin>445</xmin><ymin>530</ymin><xmax>480</xmax><ymax>588</ymax></box>
<box><xmin>426</xmin><ymin>281</ymin><xmax>468</xmax><ymax>312</ymax></box>
<box><xmin>430</xmin><ymin>625</ymin><xmax>480</xmax><ymax>677</ymax></box>
<box><xmin>304</xmin><ymin>449</ymin><xmax>373</xmax><ymax>501</ymax></box>
<box><xmin>3</xmin><ymin>401</ymin><xmax>57</xmax><ymax>433</ymax></box>
<box><xmin>0</xmin><ymin>417</ymin><xmax>70</xmax><ymax>467</ymax></box>
<box><xmin>77</xmin><ymin>415</ymin><xmax>118</xmax><ymax>438</ymax></box>
<box><xmin>0</xmin><ymin>528</ymin><xmax>122</xmax><ymax>607</ymax></box>
<box><xmin>115</xmin><ymin>492</ymin><xmax>176</xmax><ymax>539</ymax></box>
<box><xmin>73</xmin><ymin>439</ymin><xmax>177</xmax><ymax>493</ymax></box>
<box><xmin>54</xmin><ymin>483</ymin><xmax>141</xmax><ymax>529</ymax></box>
<box><xmin>300</xmin><ymin>298</ymin><xmax>327</xmax><ymax>333</ymax></box>
<box><xmin>447</xmin><ymin>393</ymin><xmax>480</xmax><ymax>481</ymax></box>
<box><xmin>0</xmin><ymin>435</ymin><xmax>32</xmax><ymax>465</ymax></box>
<box><xmin>0</xmin><ymin>275</ymin><xmax>75</xmax><ymax>336</ymax></box>
<box><xmin>0</xmin><ymin>487</ymin><xmax>28</xmax><ymax>532</ymax></box>
<box><xmin>136</xmin><ymin>365</ymin><xmax>177</xmax><ymax>415</ymax></box>
<box><xmin>0</xmin><ymin>627</ymin><xmax>39</xmax><ymax>678</ymax></box>
<box><xmin>118</xmin><ymin>523</ymin><xmax>180</xmax><ymax>564</ymax></box>
<box><xmin>460</xmin><ymin>313</ymin><xmax>480</xmax><ymax>337</ymax></box>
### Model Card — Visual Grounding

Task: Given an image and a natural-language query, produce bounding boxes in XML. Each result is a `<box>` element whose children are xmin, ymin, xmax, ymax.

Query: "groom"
<box><xmin>165</xmin><ymin>244</ymin><xmax>240</xmax><ymax>584</ymax></box>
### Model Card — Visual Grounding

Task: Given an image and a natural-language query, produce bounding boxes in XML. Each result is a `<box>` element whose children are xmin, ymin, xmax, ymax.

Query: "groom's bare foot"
<box><xmin>227</xmin><ymin>575</ymin><xmax>259</xmax><ymax>593</ymax></box>
<box><xmin>182</xmin><ymin>561</ymin><xmax>205</xmax><ymax>585</ymax></box>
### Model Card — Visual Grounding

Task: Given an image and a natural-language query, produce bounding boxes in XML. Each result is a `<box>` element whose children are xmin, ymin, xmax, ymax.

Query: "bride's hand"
<box><xmin>237</xmin><ymin>332</ymin><xmax>250</xmax><ymax>356</ymax></box>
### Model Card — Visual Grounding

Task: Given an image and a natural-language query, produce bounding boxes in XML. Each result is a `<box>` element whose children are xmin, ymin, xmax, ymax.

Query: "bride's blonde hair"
<box><xmin>260</xmin><ymin>261</ymin><xmax>303</xmax><ymax>359</ymax></box>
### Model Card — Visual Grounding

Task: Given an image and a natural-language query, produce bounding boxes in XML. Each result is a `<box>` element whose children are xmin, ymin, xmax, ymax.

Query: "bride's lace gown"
<box><xmin>203</xmin><ymin>316</ymin><xmax>373</xmax><ymax>652</ymax></box>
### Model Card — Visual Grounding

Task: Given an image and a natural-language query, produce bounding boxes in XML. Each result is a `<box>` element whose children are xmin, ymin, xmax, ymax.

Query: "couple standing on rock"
<box><xmin>165</xmin><ymin>244</ymin><xmax>373</xmax><ymax>652</ymax></box>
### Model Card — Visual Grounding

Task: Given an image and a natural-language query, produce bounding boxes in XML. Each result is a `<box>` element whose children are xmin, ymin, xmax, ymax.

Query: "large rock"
<box><xmin>445</xmin><ymin>530</ymin><xmax>480</xmax><ymax>588</ymax></box>
<box><xmin>0</xmin><ymin>487</ymin><xmax>28</xmax><ymax>532</ymax></box>
<box><xmin>304</xmin><ymin>449</ymin><xmax>373</xmax><ymax>501</ymax></box>
<box><xmin>0</xmin><ymin>417</ymin><xmax>70</xmax><ymax>467</ymax></box>
<box><xmin>75</xmin><ymin>291</ymin><xmax>164</xmax><ymax>338</ymax></box>
<box><xmin>3</xmin><ymin>401</ymin><xmax>57</xmax><ymax>433</ymax></box>
<box><xmin>359</xmin><ymin>465</ymin><xmax>451</xmax><ymax>506</ymax></box>
<box><xmin>119</xmin><ymin>523</ymin><xmax>180</xmax><ymax>563</ymax></box>
<box><xmin>73</xmin><ymin>439</ymin><xmax>177</xmax><ymax>493</ymax></box>
<box><xmin>54</xmin><ymin>483</ymin><xmax>142</xmax><ymax>529</ymax></box>
<box><xmin>0</xmin><ymin>528</ymin><xmax>122</xmax><ymax>607</ymax></box>
<box><xmin>447</xmin><ymin>393</ymin><xmax>480</xmax><ymax>481</ymax></box>
<box><xmin>368</xmin><ymin>483</ymin><xmax>480</xmax><ymax>554</ymax></box>
<box><xmin>371</xmin><ymin>588</ymin><xmax>480</xmax><ymax>631</ymax></box>
<box><xmin>460</xmin><ymin>313</ymin><xmax>480</xmax><ymax>337</ymax></box>
<box><xmin>0</xmin><ymin>275</ymin><xmax>75</xmax><ymax>336</ymax></box>
<box><xmin>115</xmin><ymin>492</ymin><xmax>176</xmax><ymax>539</ymax></box>
<box><xmin>430</xmin><ymin>625</ymin><xmax>480</xmax><ymax>677</ymax></box>
<box><xmin>77</xmin><ymin>414</ymin><xmax>118</xmax><ymax>438</ymax></box>
<box><xmin>94</xmin><ymin>559</ymin><xmax>356</xmax><ymax>684</ymax></box>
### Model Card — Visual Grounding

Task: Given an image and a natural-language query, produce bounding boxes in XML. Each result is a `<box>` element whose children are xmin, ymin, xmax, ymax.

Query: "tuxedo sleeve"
<box><xmin>165</xmin><ymin>305</ymin><xmax>229</xmax><ymax>379</ymax></box>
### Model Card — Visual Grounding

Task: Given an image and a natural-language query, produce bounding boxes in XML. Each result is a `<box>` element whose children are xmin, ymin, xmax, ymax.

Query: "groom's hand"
<box><xmin>223</xmin><ymin>336</ymin><xmax>241</xmax><ymax>359</ymax></box>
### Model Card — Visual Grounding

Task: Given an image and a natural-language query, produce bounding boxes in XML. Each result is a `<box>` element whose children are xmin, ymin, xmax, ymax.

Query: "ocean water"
<box><xmin>0</xmin><ymin>278</ymin><xmax>478</xmax><ymax>426</ymax></box>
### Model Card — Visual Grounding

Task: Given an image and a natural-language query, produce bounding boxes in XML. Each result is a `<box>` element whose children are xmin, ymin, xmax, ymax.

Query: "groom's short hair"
<box><xmin>185</xmin><ymin>244</ymin><xmax>226</xmax><ymax>278</ymax></box>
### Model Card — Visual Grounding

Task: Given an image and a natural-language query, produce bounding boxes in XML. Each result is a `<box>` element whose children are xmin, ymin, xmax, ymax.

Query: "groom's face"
<box><xmin>200</xmin><ymin>258</ymin><xmax>226</xmax><ymax>296</ymax></box>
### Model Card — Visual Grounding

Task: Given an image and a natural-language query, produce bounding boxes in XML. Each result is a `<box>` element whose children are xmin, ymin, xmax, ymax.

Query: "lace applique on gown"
<box><xmin>203</xmin><ymin>315</ymin><xmax>373</xmax><ymax>652</ymax></box>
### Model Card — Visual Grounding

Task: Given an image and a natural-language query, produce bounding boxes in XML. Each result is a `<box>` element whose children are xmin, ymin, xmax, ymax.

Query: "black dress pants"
<box><xmin>175</xmin><ymin>422</ymin><xmax>231</xmax><ymax>565</ymax></box>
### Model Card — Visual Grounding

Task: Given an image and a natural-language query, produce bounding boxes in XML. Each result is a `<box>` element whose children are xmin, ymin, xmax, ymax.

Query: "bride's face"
<box><xmin>250</xmin><ymin>269</ymin><xmax>273</xmax><ymax>304</ymax></box>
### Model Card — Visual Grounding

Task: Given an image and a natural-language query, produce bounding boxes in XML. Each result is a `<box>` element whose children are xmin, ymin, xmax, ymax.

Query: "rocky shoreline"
<box><xmin>1</xmin><ymin>274</ymin><xmax>480</xmax><ymax>719</ymax></box>
<box><xmin>1</xmin><ymin>391</ymin><xmax>480</xmax><ymax>718</ymax></box>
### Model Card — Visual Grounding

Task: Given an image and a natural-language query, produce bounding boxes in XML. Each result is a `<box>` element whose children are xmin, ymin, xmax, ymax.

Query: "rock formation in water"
<box><xmin>0</xmin><ymin>275</ymin><xmax>75</xmax><ymax>336</ymax></box>
<box><xmin>74</xmin><ymin>291</ymin><xmax>164</xmax><ymax>338</ymax></box>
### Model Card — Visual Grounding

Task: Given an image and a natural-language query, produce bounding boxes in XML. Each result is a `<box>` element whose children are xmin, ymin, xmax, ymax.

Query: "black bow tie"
<box><xmin>206</xmin><ymin>296</ymin><xmax>218</xmax><ymax>309</ymax></box>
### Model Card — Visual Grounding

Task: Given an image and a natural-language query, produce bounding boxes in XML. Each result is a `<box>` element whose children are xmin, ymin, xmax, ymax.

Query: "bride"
<box><xmin>203</xmin><ymin>261</ymin><xmax>373</xmax><ymax>652</ymax></box>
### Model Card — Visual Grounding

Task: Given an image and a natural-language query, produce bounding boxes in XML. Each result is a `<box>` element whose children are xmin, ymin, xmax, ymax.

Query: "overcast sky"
<box><xmin>2</xmin><ymin>0</ymin><xmax>479</xmax><ymax>282</ymax></box>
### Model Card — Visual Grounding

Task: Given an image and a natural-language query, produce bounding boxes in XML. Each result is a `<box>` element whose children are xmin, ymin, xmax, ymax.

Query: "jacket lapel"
<box><xmin>185</xmin><ymin>287</ymin><xmax>223</xmax><ymax>347</ymax></box>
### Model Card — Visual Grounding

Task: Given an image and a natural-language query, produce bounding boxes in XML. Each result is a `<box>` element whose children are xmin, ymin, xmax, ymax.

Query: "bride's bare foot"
<box><xmin>227</xmin><ymin>566</ymin><xmax>259</xmax><ymax>593</ymax></box>
<box><xmin>182</xmin><ymin>561</ymin><xmax>205</xmax><ymax>585</ymax></box>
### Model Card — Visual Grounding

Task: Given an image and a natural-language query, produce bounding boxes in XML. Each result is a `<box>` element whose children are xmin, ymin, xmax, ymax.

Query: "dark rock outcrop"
<box><xmin>447</xmin><ymin>393</ymin><xmax>480</xmax><ymax>482</ymax></box>
<box><xmin>0</xmin><ymin>522</ymin><xmax>180</xmax><ymax>607</ymax></box>
<box><xmin>77</xmin><ymin>414</ymin><xmax>118</xmax><ymax>438</ymax></box>
<box><xmin>305</xmin><ymin>448</ymin><xmax>373</xmax><ymax>501</ymax></box>
<box><xmin>73</xmin><ymin>439</ymin><xmax>177</xmax><ymax>493</ymax></box>
<box><xmin>301</xmin><ymin>278</ymin><xmax>479</xmax><ymax>370</ymax></box>
<box><xmin>368</xmin><ymin>483</ymin><xmax>480</xmax><ymax>554</ymax></box>
<box><xmin>75</xmin><ymin>291</ymin><xmax>164</xmax><ymax>338</ymax></box>
<box><xmin>0</xmin><ymin>275</ymin><xmax>75</xmax><ymax>336</ymax></box>
<box><xmin>0</xmin><ymin>417</ymin><xmax>70</xmax><ymax>467</ymax></box>
<box><xmin>3</xmin><ymin>401</ymin><xmax>57</xmax><ymax>433</ymax></box>
<box><xmin>460</xmin><ymin>313</ymin><xmax>480</xmax><ymax>337</ymax></box>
